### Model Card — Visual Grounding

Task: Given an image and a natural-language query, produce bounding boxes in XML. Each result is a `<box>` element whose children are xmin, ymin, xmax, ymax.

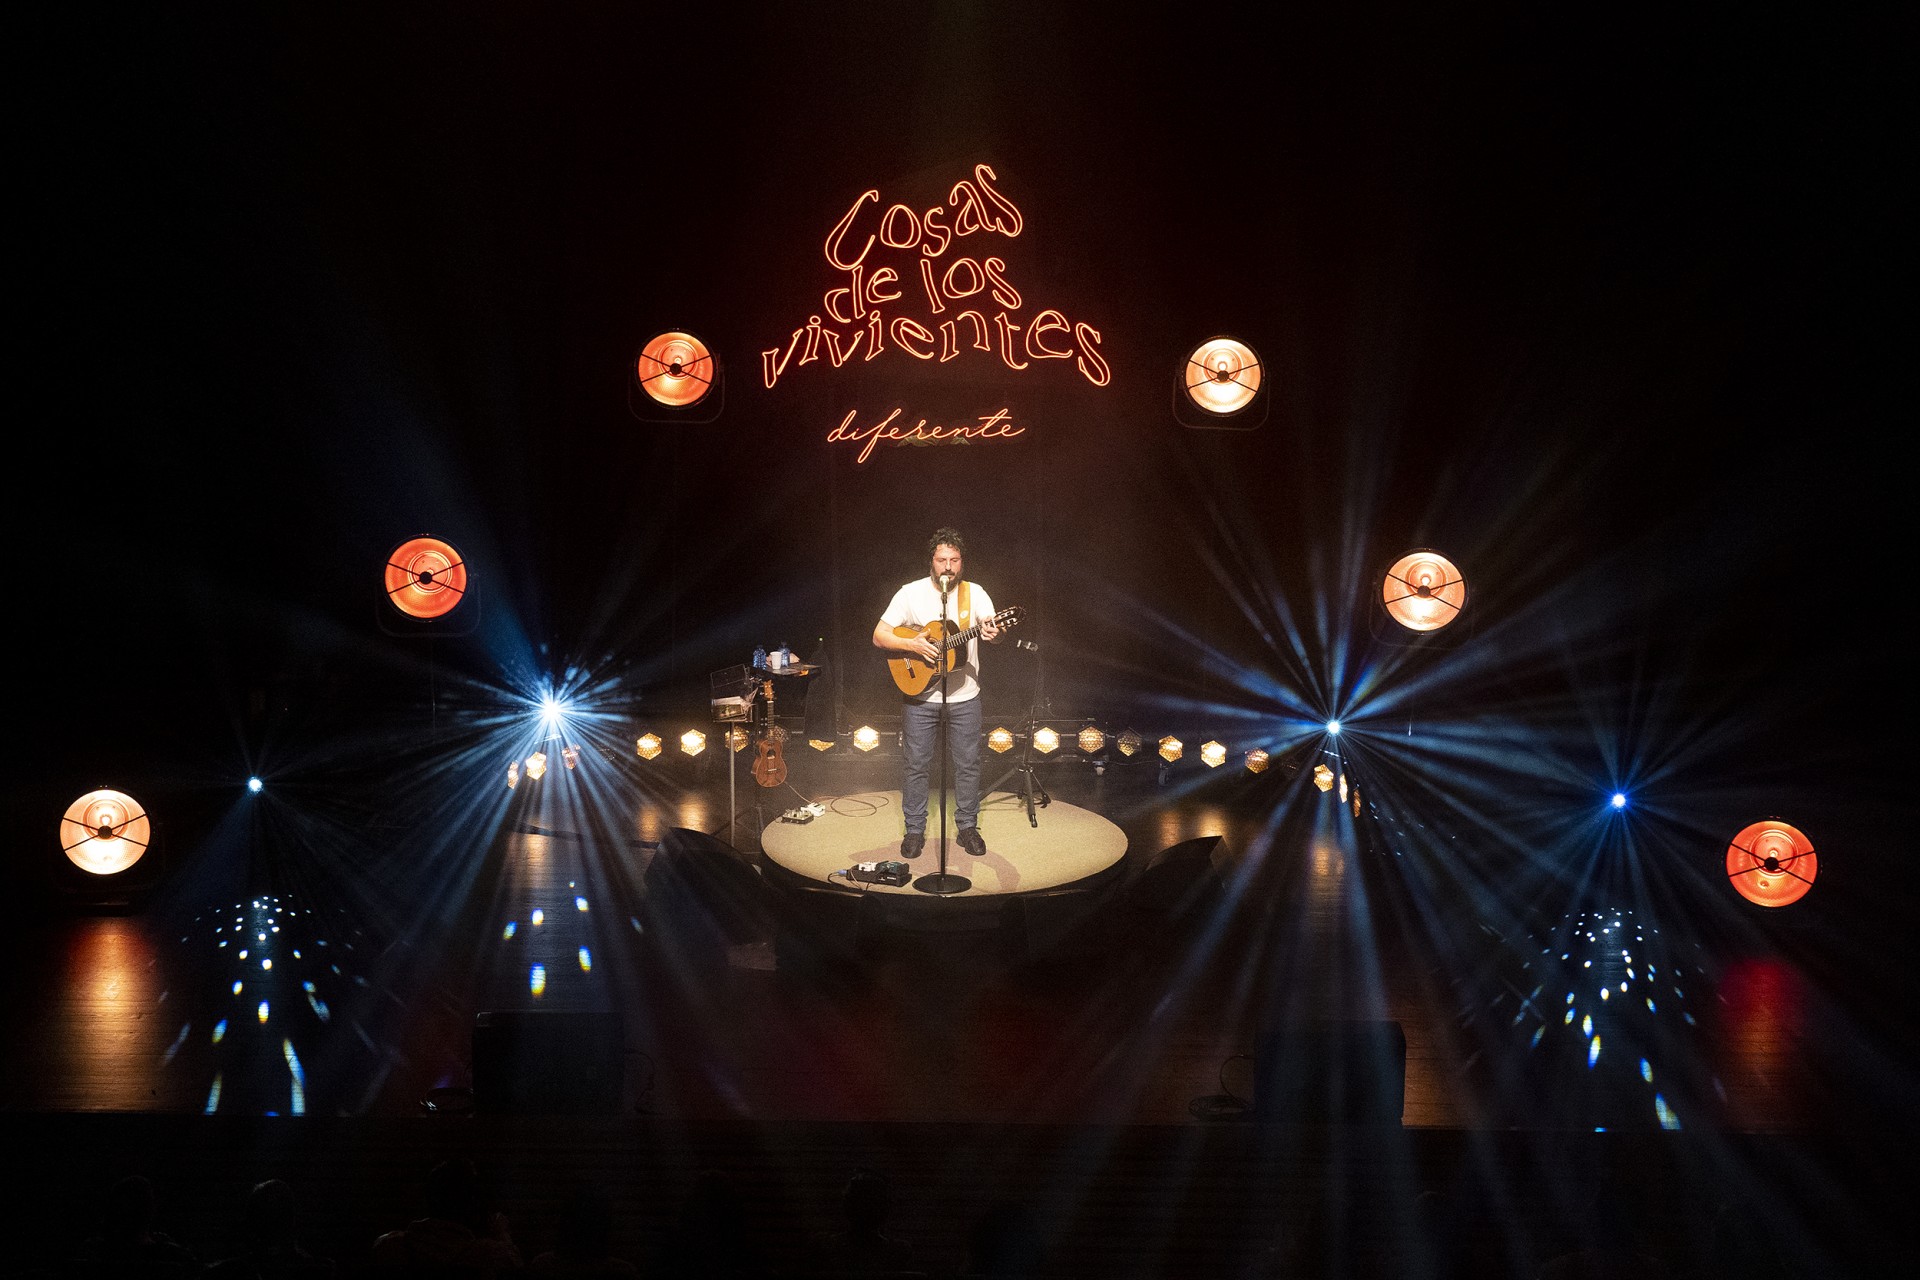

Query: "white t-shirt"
<box><xmin>880</xmin><ymin>577</ymin><xmax>996</xmax><ymax>703</ymax></box>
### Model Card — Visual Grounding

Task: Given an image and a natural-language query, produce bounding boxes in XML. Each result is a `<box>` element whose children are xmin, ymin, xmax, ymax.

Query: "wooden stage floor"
<box><xmin>0</xmin><ymin>755</ymin><xmax>1907</xmax><ymax>1274</ymax></box>
<box><xmin>1</xmin><ymin>755</ymin><xmax>1901</xmax><ymax>1138</ymax></box>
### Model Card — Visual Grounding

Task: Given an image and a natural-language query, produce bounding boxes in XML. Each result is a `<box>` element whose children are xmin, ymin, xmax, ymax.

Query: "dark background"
<box><xmin>13</xmin><ymin>5</ymin><xmax>1906</xmax><ymax>972</ymax></box>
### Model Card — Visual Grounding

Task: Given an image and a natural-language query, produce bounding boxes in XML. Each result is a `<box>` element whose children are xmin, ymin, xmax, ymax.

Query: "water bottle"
<box><xmin>752</xmin><ymin>646</ymin><xmax>767</xmax><ymax>671</ymax></box>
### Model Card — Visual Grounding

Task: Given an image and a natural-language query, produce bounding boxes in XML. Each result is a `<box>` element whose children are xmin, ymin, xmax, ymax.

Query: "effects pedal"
<box><xmin>777</xmin><ymin>801</ymin><xmax>827</xmax><ymax>825</ymax></box>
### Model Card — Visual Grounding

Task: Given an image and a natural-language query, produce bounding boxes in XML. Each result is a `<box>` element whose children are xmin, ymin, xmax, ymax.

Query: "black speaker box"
<box><xmin>1255</xmin><ymin>1018</ymin><xmax>1406</xmax><ymax>1125</ymax></box>
<box><xmin>472</xmin><ymin>1010</ymin><xmax>623</xmax><ymax>1115</ymax></box>
<box><xmin>1124</xmin><ymin>835</ymin><xmax>1229</xmax><ymax>919</ymax></box>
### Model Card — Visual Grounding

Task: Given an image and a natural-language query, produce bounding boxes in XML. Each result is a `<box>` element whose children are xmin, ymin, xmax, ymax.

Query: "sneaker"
<box><xmin>957</xmin><ymin>827</ymin><xmax>987</xmax><ymax>857</ymax></box>
<box><xmin>900</xmin><ymin>832</ymin><xmax>926</xmax><ymax>857</ymax></box>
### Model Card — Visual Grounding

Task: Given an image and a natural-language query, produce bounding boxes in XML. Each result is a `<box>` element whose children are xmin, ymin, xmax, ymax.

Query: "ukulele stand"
<box><xmin>721</xmin><ymin>668</ymin><xmax>823</xmax><ymax>850</ymax></box>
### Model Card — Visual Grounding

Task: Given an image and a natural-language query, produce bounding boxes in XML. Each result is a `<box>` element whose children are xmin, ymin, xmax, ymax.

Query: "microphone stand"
<box><xmin>913</xmin><ymin>575</ymin><xmax>970</xmax><ymax>896</ymax></box>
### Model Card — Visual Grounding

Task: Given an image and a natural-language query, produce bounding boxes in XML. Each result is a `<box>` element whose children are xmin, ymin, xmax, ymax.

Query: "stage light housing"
<box><xmin>853</xmin><ymin>725</ymin><xmax>881</xmax><ymax>752</ymax></box>
<box><xmin>635</xmin><ymin>330</ymin><xmax>717</xmax><ymax>409</ymax></box>
<box><xmin>988</xmin><ymin>727</ymin><xmax>1016</xmax><ymax>753</ymax></box>
<box><xmin>1033</xmin><ymin>727</ymin><xmax>1060</xmax><ymax>754</ymax></box>
<box><xmin>1338</xmin><ymin>773</ymin><xmax>1349</xmax><ymax>803</ymax></box>
<box><xmin>1077</xmin><ymin>726</ymin><xmax>1105</xmax><ymax>753</ymax></box>
<box><xmin>1200</xmin><ymin>740</ymin><xmax>1226</xmax><ymax>768</ymax></box>
<box><xmin>1180</xmin><ymin>337</ymin><xmax>1264</xmax><ymax>419</ymax></box>
<box><xmin>1158</xmin><ymin>736</ymin><xmax>1184</xmax><ymax>763</ymax></box>
<box><xmin>680</xmin><ymin>730</ymin><xmax>707</xmax><ymax>757</ymax></box>
<box><xmin>727</xmin><ymin>726</ymin><xmax>749</xmax><ymax>752</ymax></box>
<box><xmin>561</xmin><ymin>747</ymin><xmax>579</xmax><ymax>770</ymax></box>
<box><xmin>60</xmin><ymin>789</ymin><xmax>151</xmax><ymax>876</ymax></box>
<box><xmin>1118</xmin><ymin>730</ymin><xmax>1143</xmax><ymax>758</ymax></box>
<box><xmin>1726</xmin><ymin>818</ymin><xmax>1818</xmax><ymax>908</ymax></box>
<box><xmin>525</xmin><ymin>752</ymin><xmax>548</xmax><ymax>780</ymax></box>
<box><xmin>1313</xmin><ymin>764</ymin><xmax>1335</xmax><ymax>792</ymax></box>
<box><xmin>1245</xmin><ymin>748</ymin><xmax>1270</xmax><ymax>774</ymax></box>
<box><xmin>383</xmin><ymin>536</ymin><xmax>470</xmax><ymax>621</ymax></box>
<box><xmin>506</xmin><ymin>762</ymin><xmax>519</xmax><ymax>790</ymax></box>
<box><xmin>636</xmin><ymin>734</ymin><xmax>663</xmax><ymax>761</ymax></box>
<box><xmin>1382</xmin><ymin>549</ymin><xmax>1467</xmax><ymax>633</ymax></box>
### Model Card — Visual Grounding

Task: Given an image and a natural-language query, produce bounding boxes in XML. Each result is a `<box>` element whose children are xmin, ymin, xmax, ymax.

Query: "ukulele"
<box><xmin>750</xmin><ymin>678</ymin><xmax>787</xmax><ymax>788</ymax></box>
<box><xmin>887</xmin><ymin>606</ymin><xmax>1025</xmax><ymax>696</ymax></box>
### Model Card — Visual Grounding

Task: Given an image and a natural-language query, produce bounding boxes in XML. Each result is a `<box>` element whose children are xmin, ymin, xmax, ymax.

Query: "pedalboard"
<box><xmin>845</xmin><ymin>859</ymin><xmax>912</xmax><ymax>886</ymax></box>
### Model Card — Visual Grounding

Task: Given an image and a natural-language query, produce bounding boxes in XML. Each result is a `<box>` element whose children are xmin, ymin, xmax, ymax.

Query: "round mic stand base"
<box><xmin>911</xmin><ymin>870</ymin><xmax>972</xmax><ymax>895</ymax></box>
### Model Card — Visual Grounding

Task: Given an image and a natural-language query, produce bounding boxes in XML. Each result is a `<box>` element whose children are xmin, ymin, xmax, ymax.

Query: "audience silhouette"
<box><xmin>369</xmin><ymin>1159</ymin><xmax>521</xmax><ymax>1277</ymax></box>
<box><xmin>647</xmin><ymin>1168</ymin><xmax>771</xmax><ymax>1279</ymax></box>
<box><xmin>803</xmin><ymin>1167</ymin><xmax>917</xmax><ymax>1276</ymax></box>
<box><xmin>527</xmin><ymin>1181</ymin><xmax>637</xmax><ymax>1278</ymax></box>
<box><xmin>200</xmin><ymin>1178</ymin><xmax>337</xmax><ymax>1279</ymax></box>
<box><xmin>67</xmin><ymin>1173</ymin><xmax>198</xmax><ymax>1279</ymax></box>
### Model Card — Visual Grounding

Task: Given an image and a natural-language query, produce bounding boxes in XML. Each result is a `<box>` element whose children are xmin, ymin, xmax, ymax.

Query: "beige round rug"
<box><xmin>761</xmin><ymin>789</ymin><xmax>1127</xmax><ymax>895</ymax></box>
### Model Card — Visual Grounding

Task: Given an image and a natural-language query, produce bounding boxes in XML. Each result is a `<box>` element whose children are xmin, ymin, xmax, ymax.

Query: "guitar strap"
<box><xmin>957</xmin><ymin>580</ymin><xmax>971</xmax><ymax>637</ymax></box>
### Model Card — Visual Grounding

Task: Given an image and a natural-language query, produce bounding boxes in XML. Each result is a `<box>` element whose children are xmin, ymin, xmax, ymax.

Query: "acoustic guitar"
<box><xmin>887</xmin><ymin>606</ymin><xmax>1025</xmax><ymax>696</ymax></box>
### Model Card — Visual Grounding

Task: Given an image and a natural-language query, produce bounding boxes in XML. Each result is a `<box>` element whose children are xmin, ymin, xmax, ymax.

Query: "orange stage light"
<box><xmin>1182</xmin><ymin>338</ymin><xmax>1262</xmax><ymax>416</ymax></box>
<box><xmin>1077</xmin><ymin>727</ymin><xmax>1106</xmax><ymax>754</ymax></box>
<box><xmin>636</xmin><ymin>733</ymin><xmax>663</xmax><ymax>761</ymax></box>
<box><xmin>61</xmin><ymin>789</ymin><xmax>151</xmax><ymax>875</ymax></box>
<box><xmin>636</xmin><ymin>331</ymin><xmax>716</xmax><ymax>408</ymax></box>
<box><xmin>1726</xmin><ymin>819</ymin><xmax>1818</xmax><ymax>908</ymax></box>
<box><xmin>1200</xmin><ymin>741</ymin><xmax>1227</xmax><ymax>768</ymax></box>
<box><xmin>525</xmin><ymin>752</ymin><xmax>548</xmax><ymax>780</ymax></box>
<box><xmin>1033</xmin><ymin>727</ymin><xmax>1060</xmax><ymax>754</ymax></box>
<box><xmin>988</xmin><ymin>727</ymin><xmax>1015</xmax><ymax>753</ymax></box>
<box><xmin>1158</xmin><ymin>736</ymin><xmax>1184</xmax><ymax>763</ymax></box>
<box><xmin>384</xmin><ymin>536</ymin><xmax>469</xmax><ymax>620</ymax></box>
<box><xmin>1382</xmin><ymin>550</ymin><xmax>1466</xmax><ymax>632</ymax></box>
<box><xmin>1245</xmin><ymin>749</ymin><xmax>1270</xmax><ymax>774</ymax></box>
<box><xmin>853</xmin><ymin>726</ymin><xmax>881</xmax><ymax>752</ymax></box>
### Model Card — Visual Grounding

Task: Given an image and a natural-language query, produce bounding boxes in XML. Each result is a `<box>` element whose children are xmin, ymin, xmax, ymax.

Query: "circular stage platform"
<box><xmin>761</xmin><ymin>789</ymin><xmax>1127</xmax><ymax>896</ymax></box>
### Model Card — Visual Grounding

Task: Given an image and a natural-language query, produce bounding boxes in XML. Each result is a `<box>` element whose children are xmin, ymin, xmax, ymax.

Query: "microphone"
<box><xmin>938</xmin><ymin>573</ymin><xmax>954</xmax><ymax>595</ymax></box>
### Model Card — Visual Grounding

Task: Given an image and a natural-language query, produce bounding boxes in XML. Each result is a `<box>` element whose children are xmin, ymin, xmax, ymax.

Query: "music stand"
<box><xmin>985</xmin><ymin>637</ymin><xmax>1051</xmax><ymax>827</ymax></box>
<box><xmin>985</xmin><ymin>712</ymin><xmax>1052</xmax><ymax>829</ymax></box>
<box><xmin>913</xmin><ymin>580</ymin><xmax>971</xmax><ymax>896</ymax></box>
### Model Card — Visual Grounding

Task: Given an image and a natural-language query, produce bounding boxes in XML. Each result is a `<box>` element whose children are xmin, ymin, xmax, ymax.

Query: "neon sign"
<box><xmin>763</xmin><ymin>164</ymin><xmax>1111</xmax><ymax>392</ymax></box>
<box><xmin>825</xmin><ymin>407</ymin><xmax>1025</xmax><ymax>464</ymax></box>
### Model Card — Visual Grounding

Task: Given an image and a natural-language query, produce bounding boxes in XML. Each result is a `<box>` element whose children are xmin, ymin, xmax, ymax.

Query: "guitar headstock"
<box><xmin>995</xmin><ymin>606</ymin><xmax>1025</xmax><ymax>630</ymax></box>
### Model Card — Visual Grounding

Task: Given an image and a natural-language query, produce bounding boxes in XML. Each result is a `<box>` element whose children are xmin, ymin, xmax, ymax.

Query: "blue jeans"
<box><xmin>901</xmin><ymin>695</ymin><xmax>983</xmax><ymax>833</ymax></box>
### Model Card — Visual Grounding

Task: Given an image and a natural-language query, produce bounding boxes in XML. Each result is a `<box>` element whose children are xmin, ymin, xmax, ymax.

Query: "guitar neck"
<box><xmin>942</xmin><ymin>620</ymin><xmax>985</xmax><ymax>652</ymax></box>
